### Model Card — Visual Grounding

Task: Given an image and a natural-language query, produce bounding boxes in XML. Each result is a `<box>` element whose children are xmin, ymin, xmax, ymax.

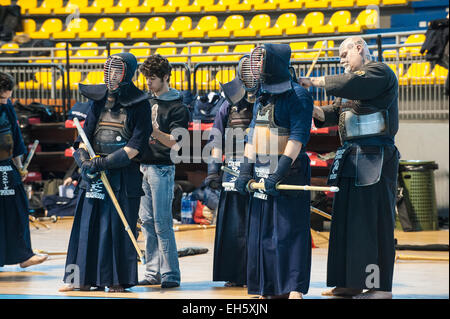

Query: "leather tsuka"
<box><xmin>264</xmin><ymin>155</ymin><xmax>292</xmax><ymax>196</ymax></box>
<box><xmin>83</xmin><ymin>148</ymin><xmax>131</xmax><ymax>173</ymax></box>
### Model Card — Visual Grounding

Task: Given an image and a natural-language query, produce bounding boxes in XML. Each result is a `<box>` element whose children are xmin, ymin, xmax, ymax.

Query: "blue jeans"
<box><xmin>139</xmin><ymin>164</ymin><xmax>180</xmax><ymax>284</ymax></box>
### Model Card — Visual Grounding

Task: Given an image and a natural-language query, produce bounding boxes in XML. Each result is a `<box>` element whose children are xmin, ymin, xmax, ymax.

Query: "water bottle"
<box><xmin>189</xmin><ymin>193</ymin><xmax>197</xmax><ymax>224</ymax></box>
<box><xmin>181</xmin><ymin>193</ymin><xmax>193</xmax><ymax>224</ymax></box>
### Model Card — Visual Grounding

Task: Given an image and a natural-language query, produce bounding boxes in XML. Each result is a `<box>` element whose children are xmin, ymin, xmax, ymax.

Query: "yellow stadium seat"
<box><xmin>134</xmin><ymin>73</ymin><xmax>146</xmax><ymax>90</ymax></box>
<box><xmin>130</xmin><ymin>17</ymin><xmax>166</xmax><ymax>39</ymax></box>
<box><xmin>330</xmin><ymin>0</ymin><xmax>355</xmax><ymax>7</ymax></box>
<box><xmin>78</xmin><ymin>18</ymin><xmax>115</xmax><ymax>39</ymax></box>
<box><xmin>108</xmin><ymin>18</ymin><xmax>141</xmax><ymax>39</ymax></box>
<box><xmin>286</xmin><ymin>11</ymin><xmax>324</xmax><ymax>35</ymax></box>
<box><xmin>337</xmin><ymin>9</ymin><xmax>378</xmax><ymax>33</ymax></box>
<box><xmin>52</xmin><ymin>18</ymin><xmax>89</xmax><ymax>39</ymax></box>
<box><xmin>54</xmin><ymin>0</ymin><xmax>88</xmax><ymax>14</ymax></box>
<box><xmin>290</xmin><ymin>42</ymin><xmax>308</xmax><ymax>59</ymax></box>
<box><xmin>179</xmin><ymin>0</ymin><xmax>215</xmax><ymax>12</ymax></box>
<box><xmin>29</xmin><ymin>19</ymin><xmax>63</xmax><ymax>39</ymax></box>
<box><xmin>129</xmin><ymin>0</ymin><xmax>164</xmax><ymax>13</ymax></box>
<box><xmin>209</xmin><ymin>69</ymin><xmax>236</xmax><ymax>90</ymax></box>
<box><xmin>405</xmin><ymin>62</ymin><xmax>434</xmax><ymax>85</ymax></box>
<box><xmin>155</xmin><ymin>42</ymin><xmax>178</xmax><ymax>62</ymax></box>
<box><xmin>81</xmin><ymin>71</ymin><xmax>104</xmax><ymax>85</ymax></box>
<box><xmin>382</xmin><ymin>0</ymin><xmax>407</xmax><ymax>4</ymax></box>
<box><xmin>195</xmin><ymin>70</ymin><xmax>213</xmax><ymax>91</ymax></box>
<box><xmin>208</xmin><ymin>15</ymin><xmax>244</xmax><ymax>38</ymax></box>
<box><xmin>104</xmin><ymin>0</ymin><xmax>139</xmax><ymax>14</ymax></box>
<box><xmin>193</xmin><ymin>42</ymin><xmax>229</xmax><ymax>62</ymax></box>
<box><xmin>16</xmin><ymin>0</ymin><xmax>37</xmax><ymax>15</ymax></box>
<box><xmin>279</xmin><ymin>0</ymin><xmax>306</xmax><ymax>10</ymax></box>
<box><xmin>18</xmin><ymin>71</ymin><xmax>48</xmax><ymax>90</ymax></box>
<box><xmin>434</xmin><ymin>65</ymin><xmax>448</xmax><ymax>85</ymax></box>
<box><xmin>386</xmin><ymin>63</ymin><xmax>404</xmax><ymax>79</ymax></box>
<box><xmin>204</xmin><ymin>0</ymin><xmax>240</xmax><ymax>12</ymax></box>
<box><xmin>129</xmin><ymin>42</ymin><xmax>151</xmax><ymax>62</ymax></box>
<box><xmin>182</xmin><ymin>16</ymin><xmax>218</xmax><ymax>38</ymax></box>
<box><xmin>18</xmin><ymin>19</ymin><xmax>36</xmax><ymax>35</ymax></box>
<box><xmin>260</xmin><ymin>13</ymin><xmax>297</xmax><ymax>37</ymax></box>
<box><xmin>156</xmin><ymin>16</ymin><xmax>192</xmax><ymax>39</ymax></box>
<box><xmin>216</xmin><ymin>44</ymin><xmax>254</xmax><ymax>62</ymax></box>
<box><xmin>234</xmin><ymin>14</ymin><xmax>271</xmax><ymax>37</ymax></box>
<box><xmin>154</xmin><ymin>0</ymin><xmax>190</xmax><ymax>13</ymax></box>
<box><xmin>56</xmin><ymin>71</ymin><xmax>82</xmax><ymax>90</ymax></box>
<box><xmin>0</xmin><ymin>0</ymin><xmax>11</xmax><ymax>5</ymax></box>
<box><xmin>170</xmin><ymin>42</ymin><xmax>203</xmax><ymax>63</ymax></box>
<box><xmin>71</xmin><ymin>42</ymin><xmax>100</xmax><ymax>64</ymax></box>
<box><xmin>356</xmin><ymin>0</ymin><xmax>380</xmax><ymax>6</ymax></box>
<box><xmin>170</xmin><ymin>70</ymin><xmax>190</xmax><ymax>91</ymax></box>
<box><xmin>98</xmin><ymin>42</ymin><xmax>124</xmax><ymax>63</ymax></box>
<box><xmin>79</xmin><ymin>0</ymin><xmax>114</xmax><ymax>14</ymax></box>
<box><xmin>294</xmin><ymin>40</ymin><xmax>334</xmax><ymax>59</ymax></box>
<box><xmin>399</xmin><ymin>34</ymin><xmax>426</xmax><ymax>57</ymax></box>
<box><xmin>53</xmin><ymin>42</ymin><xmax>73</xmax><ymax>62</ymax></box>
<box><xmin>1</xmin><ymin>43</ymin><xmax>19</xmax><ymax>54</ymax></box>
<box><xmin>305</xmin><ymin>0</ymin><xmax>331</xmax><ymax>8</ymax></box>
<box><xmin>28</xmin><ymin>0</ymin><xmax>63</xmax><ymax>14</ymax></box>
<box><xmin>254</xmin><ymin>0</ymin><xmax>279</xmax><ymax>10</ymax></box>
<box><xmin>312</xmin><ymin>10</ymin><xmax>351</xmax><ymax>34</ymax></box>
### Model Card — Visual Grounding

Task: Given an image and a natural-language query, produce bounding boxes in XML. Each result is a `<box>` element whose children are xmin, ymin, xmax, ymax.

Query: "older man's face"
<box><xmin>339</xmin><ymin>42</ymin><xmax>364</xmax><ymax>73</ymax></box>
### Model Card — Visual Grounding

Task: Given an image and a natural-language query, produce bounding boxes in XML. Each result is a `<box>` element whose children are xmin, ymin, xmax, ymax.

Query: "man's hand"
<box><xmin>18</xmin><ymin>168</ymin><xmax>28</xmax><ymax>182</ymax></box>
<box><xmin>312</xmin><ymin>105</ymin><xmax>325</xmax><ymax>122</ymax></box>
<box><xmin>299</xmin><ymin>77</ymin><xmax>314</xmax><ymax>88</ymax></box>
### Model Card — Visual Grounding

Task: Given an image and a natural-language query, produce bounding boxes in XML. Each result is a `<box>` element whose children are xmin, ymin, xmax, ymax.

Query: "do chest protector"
<box><xmin>92</xmin><ymin>108</ymin><xmax>132</xmax><ymax>156</ymax></box>
<box><xmin>0</xmin><ymin>111</ymin><xmax>14</xmax><ymax>161</ymax></box>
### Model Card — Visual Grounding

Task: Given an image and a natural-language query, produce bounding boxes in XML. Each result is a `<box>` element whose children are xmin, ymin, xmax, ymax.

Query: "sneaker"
<box><xmin>161</xmin><ymin>281</ymin><xmax>180</xmax><ymax>288</ymax></box>
<box><xmin>138</xmin><ymin>278</ymin><xmax>161</xmax><ymax>286</ymax></box>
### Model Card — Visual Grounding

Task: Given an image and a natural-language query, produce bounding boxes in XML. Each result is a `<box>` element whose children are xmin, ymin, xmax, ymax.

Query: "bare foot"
<box><xmin>353</xmin><ymin>289</ymin><xmax>393</xmax><ymax>299</ymax></box>
<box><xmin>322</xmin><ymin>287</ymin><xmax>363</xmax><ymax>297</ymax></box>
<box><xmin>58</xmin><ymin>285</ymin><xmax>91</xmax><ymax>292</ymax></box>
<box><xmin>289</xmin><ymin>291</ymin><xmax>303</xmax><ymax>299</ymax></box>
<box><xmin>108</xmin><ymin>285</ymin><xmax>125</xmax><ymax>293</ymax></box>
<box><xmin>20</xmin><ymin>254</ymin><xmax>48</xmax><ymax>268</ymax></box>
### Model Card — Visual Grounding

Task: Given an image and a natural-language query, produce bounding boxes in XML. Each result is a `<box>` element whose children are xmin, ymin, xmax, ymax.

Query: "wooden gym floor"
<box><xmin>0</xmin><ymin>217</ymin><xmax>448</xmax><ymax>299</ymax></box>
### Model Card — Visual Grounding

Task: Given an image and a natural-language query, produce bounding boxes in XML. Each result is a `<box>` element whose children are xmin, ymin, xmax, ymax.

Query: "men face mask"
<box><xmin>104</xmin><ymin>56</ymin><xmax>126</xmax><ymax>92</ymax></box>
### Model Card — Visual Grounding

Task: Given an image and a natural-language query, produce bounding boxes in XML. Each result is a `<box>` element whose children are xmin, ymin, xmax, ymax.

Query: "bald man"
<box><xmin>300</xmin><ymin>37</ymin><xmax>400</xmax><ymax>299</ymax></box>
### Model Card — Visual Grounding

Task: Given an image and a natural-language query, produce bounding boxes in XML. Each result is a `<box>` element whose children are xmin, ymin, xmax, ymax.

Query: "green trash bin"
<box><xmin>398</xmin><ymin>160</ymin><xmax>439</xmax><ymax>231</ymax></box>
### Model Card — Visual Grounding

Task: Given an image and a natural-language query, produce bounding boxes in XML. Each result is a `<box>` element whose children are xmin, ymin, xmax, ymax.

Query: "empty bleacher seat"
<box><xmin>1</xmin><ymin>43</ymin><xmax>19</xmax><ymax>54</ymax></box>
<box><xmin>209</xmin><ymin>69</ymin><xmax>236</xmax><ymax>90</ymax></box>
<box><xmin>79</xmin><ymin>0</ymin><xmax>114</xmax><ymax>14</ymax></box>
<box><xmin>171</xmin><ymin>42</ymin><xmax>203</xmax><ymax>63</ymax></box>
<box><xmin>234</xmin><ymin>14</ymin><xmax>271</xmax><ymax>37</ymax></box>
<box><xmin>108</xmin><ymin>18</ymin><xmax>141</xmax><ymax>39</ymax></box>
<box><xmin>182</xmin><ymin>16</ymin><xmax>218</xmax><ymax>38</ymax></box>
<box><xmin>356</xmin><ymin>0</ymin><xmax>380</xmax><ymax>6</ymax></box>
<box><xmin>99</xmin><ymin>42</ymin><xmax>124</xmax><ymax>62</ymax></box>
<box><xmin>129</xmin><ymin>0</ymin><xmax>164</xmax><ymax>13</ymax></box>
<box><xmin>216</xmin><ymin>44</ymin><xmax>254</xmax><ymax>61</ymax></box>
<box><xmin>16</xmin><ymin>0</ymin><xmax>38</xmax><ymax>15</ymax></box>
<box><xmin>0</xmin><ymin>0</ymin><xmax>11</xmax><ymax>5</ymax></box>
<box><xmin>254</xmin><ymin>0</ymin><xmax>279</xmax><ymax>10</ymax></box>
<box><xmin>104</xmin><ymin>0</ymin><xmax>139</xmax><ymax>14</ymax></box>
<box><xmin>403</xmin><ymin>62</ymin><xmax>435</xmax><ymax>85</ymax></box>
<box><xmin>193</xmin><ymin>42</ymin><xmax>228</xmax><ymax>62</ymax></box>
<box><xmin>279</xmin><ymin>0</ymin><xmax>306</xmax><ymax>10</ymax></box>
<box><xmin>19</xmin><ymin>71</ymin><xmax>54</xmax><ymax>90</ymax></box>
<box><xmin>228</xmin><ymin>0</ymin><xmax>260</xmax><ymax>11</ymax></box>
<box><xmin>52</xmin><ymin>18</ymin><xmax>89</xmax><ymax>39</ymax></box>
<box><xmin>195</xmin><ymin>70</ymin><xmax>213</xmax><ymax>91</ymax></box>
<box><xmin>260</xmin><ymin>13</ymin><xmax>297</xmax><ymax>36</ymax></box>
<box><xmin>204</xmin><ymin>0</ymin><xmax>240</xmax><ymax>12</ymax></box>
<box><xmin>56</xmin><ymin>71</ymin><xmax>82</xmax><ymax>90</ymax></box>
<box><xmin>312</xmin><ymin>10</ymin><xmax>351</xmax><ymax>34</ymax></box>
<box><xmin>71</xmin><ymin>42</ymin><xmax>100</xmax><ymax>63</ymax></box>
<box><xmin>54</xmin><ymin>0</ymin><xmax>88</xmax><ymax>14</ymax></box>
<box><xmin>130</xmin><ymin>17</ymin><xmax>166</xmax><ymax>39</ymax></box>
<box><xmin>286</xmin><ymin>11</ymin><xmax>324</xmax><ymax>35</ymax></box>
<box><xmin>179</xmin><ymin>0</ymin><xmax>215</xmax><ymax>12</ymax></box>
<box><xmin>290</xmin><ymin>42</ymin><xmax>309</xmax><ymax>60</ymax></box>
<box><xmin>399</xmin><ymin>34</ymin><xmax>426</xmax><ymax>57</ymax></box>
<box><xmin>18</xmin><ymin>19</ymin><xmax>37</xmax><ymax>36</ymax></box>
<box><xmin>337</xmin><ymin>9</ymin><xmax>378</xmax><ymax>33</ymax></box>
<box><xmin>29</xmin><ymin>19</ymin><xmax>63</xmax><ymax>39</ymax></box>
<box><xmin>170</xmin><ymin>70</ymin><xmax>190</xmax><ymax>91</ymax></box>
<box><xmin>208</xmin><ymin>15</ymin><xmax>244</xmax><ymax>38</ymax></box>
<box><xmin>154</xmin><ymin>42</ymin><xmax>178</xmax><ymax>62</ymax></box>
<box><xmin>382</xmin><ymin>0</ymin><xmax>407</xmax><ymax>5</ymax></box>
<box><xmin>434</xmin><ymin>65</ymin><xmax>448</xmax><ymax>85</ymax></box>
<box><xmin>156</xmin><ymin>16</ymin><xmax>192</xmax><ymax>39</ymax></box>
<box><xmin>28</xmin><ymin>0</ymin><xmax>63</xmax><ymax>14</ymax></box>
<box><xmin>81</xmin><ymin>71</ymin><xmax>104</xmax><ymax>85</ymax></box>
<box><xmin>78</xmin><ymin>18</ymin><xmax>115</xmax><ymax>39</ymax></box>
<box><xmin>129</xmin><ymin>42</ymin><xmax>151</xmax><ymax>62</ymax></box>
<box><xmin>154</xmin><ymin>0</ymin><xmax>190</xmax><ymax>13</ymax></box>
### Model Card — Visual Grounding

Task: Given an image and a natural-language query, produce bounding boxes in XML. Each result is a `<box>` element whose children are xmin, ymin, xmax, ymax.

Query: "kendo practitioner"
<box><xmin>234</xmin><ymin>44</ymin><xmax>314</xmax><ymax>299</ymax></box>
<box><xmin>60</xmin><ymin>53</ymin><xmax>151</xmax><ymax>292</ymax></box>
<box><xmin>0</xmin><ymin>72</ymin><xmax>48</xmax><ymax>269</ymax></box>
<box><xmin>300</xmin><ymin>37</ymin><xmax>400</xmax><ymax>299</ymax></box>
<box><xmin>207</xmin><ymin>76</ymin><xmax>254</xmax><ymax>287</ymax></box>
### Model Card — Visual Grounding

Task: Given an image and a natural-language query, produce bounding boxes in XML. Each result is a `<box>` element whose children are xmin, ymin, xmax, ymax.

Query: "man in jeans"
<box><xmin>138</xmin><ymin>54</ymin><xmax>190</xmax><ymax>288</ymax></box>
